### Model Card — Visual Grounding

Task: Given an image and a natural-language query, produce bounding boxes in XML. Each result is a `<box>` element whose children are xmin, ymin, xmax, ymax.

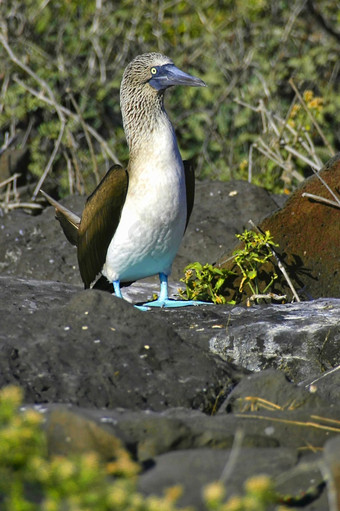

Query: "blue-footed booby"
<box><xmin>41</xmin><ymin>53</ymin><xmax>207</xmax><ymax>309</ymax></box>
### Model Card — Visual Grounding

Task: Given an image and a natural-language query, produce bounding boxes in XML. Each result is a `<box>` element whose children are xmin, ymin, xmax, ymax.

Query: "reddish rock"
<box><xmin>218</xmin><ymin>153</ymin><xmax>340</xmax><ymax>301</ymax></box>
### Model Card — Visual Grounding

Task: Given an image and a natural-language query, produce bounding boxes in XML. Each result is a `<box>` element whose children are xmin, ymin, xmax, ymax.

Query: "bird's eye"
<box><xmin>150</xmin><ymin>67</ymin><xmax>157</xmax><ymax>75</ymax></box>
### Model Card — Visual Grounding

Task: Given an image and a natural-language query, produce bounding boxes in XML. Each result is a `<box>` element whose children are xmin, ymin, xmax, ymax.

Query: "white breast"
<box><xmin>102</xmin><ymin>122</ymin><xmax>187</xmax><ymax>283</ymax></box>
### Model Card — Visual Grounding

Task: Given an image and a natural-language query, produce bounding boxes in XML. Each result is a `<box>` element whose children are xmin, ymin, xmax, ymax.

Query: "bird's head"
<box><xmin>121</xmin><ymin>53</ymin><xmax>206</xmax><ymax>95</ymax></box>
<box><xmin>120</xmin><ymin>53</ymin><xmax>206</xmax><ymax>148</ymax></box>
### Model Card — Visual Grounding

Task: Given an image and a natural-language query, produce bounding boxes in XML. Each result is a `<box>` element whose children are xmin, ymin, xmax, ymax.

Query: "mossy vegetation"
<box><xmin>1</xmin><ymin>1</ymin><xmax>339</xmax><ymax>197</ymax></box>
<box><xmin>0</xmin><ymin>385</ymin><xmax>284</xmax><ymax>510</ymax></box>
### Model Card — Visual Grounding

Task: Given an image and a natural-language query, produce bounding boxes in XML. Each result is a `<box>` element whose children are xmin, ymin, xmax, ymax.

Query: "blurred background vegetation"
<box><xmin>0</xmin><ymin>0</ymin><xmax>340</xmax><ymax>200</ymax></box>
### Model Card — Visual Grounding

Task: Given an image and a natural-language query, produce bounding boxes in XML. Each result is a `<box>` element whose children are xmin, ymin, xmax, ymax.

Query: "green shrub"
<box><xmin>0</xmin><ymin>385</ymin><xmax>292</xmax><ymax>510</ymax></box>
<box><xmin>1</xmin><ymin>1</ymin><xmax>339</xmax><ymax>197</ymax></box>
<box><xmin>180</xmin><ymin>229</ymin><xmax>279</xmax><ymax>304</ymax></box>
<box><xmin>179</xmin><ymin>262</ymin><xmax>235</xmax><ymax>304</ymax></box>
<box><xmin>0</xmin><ymin>386</ymin><xmax>187</xmax><ymax>511</ymax></box>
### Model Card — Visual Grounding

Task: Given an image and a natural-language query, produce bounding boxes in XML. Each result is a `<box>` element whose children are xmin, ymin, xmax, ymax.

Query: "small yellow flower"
<box><xmin>222</xmin><ymin>495</ymin><xmax>243</xmax><ymax>511</ymax></box>
<box><xmin>52</xmin><ymin>457</ymin><xmax>75</xmax><ymax>480</ymax></box>
<box><xmin>289</xmin><ymin>104</ymin><xmax>300</xmax><ymax>118</ymax></box>
<box><xmin>203</xmin><ymin>481</ymin><xmax>225</xmax><ymax>505</ymax></box>
<box><xmin>303</xmin><ymin>89</ymin><xmax>314</xmax><ymax>103</ymax></box>
<box><xmin>164</xmin><ymin>485</ymin><xmax>183</xmax><ymax>503</ymax></box>
<box><xmin>107</xmin><ymin>484</ymin><xmax>129</xmax><ymax>507</ymax></box>
<box><xmin>0</xmin><ymin>385</ymin><xmax>23</xmax><ymax>408</ymax></box>
<box><xmin>239</xmin><ymin>159</ymin><xmax>248</xmax><ymax>172</ymax></box>
<box><xmin>43</xmin><ymin>498</ymin><xmax>59</xmax><ymax>511</ymax></box>
<box><xmin>308</xmin><ymin>97</ymin><xmax>323</xmax><ymax>111</ymax></box>
<box><xmin>185</xmin><ymin>269</ymin><xmax>193</xmax><ymax>279</ymax></box>
<box><xmin>245</xmin><ymin>474</ymin><xmax>272</xmax><ymax>493</ymax></box>
<box><xmin>24</xmin><ymin>409</ymin><xmax>43</xmax><ymax>427</ymax></box>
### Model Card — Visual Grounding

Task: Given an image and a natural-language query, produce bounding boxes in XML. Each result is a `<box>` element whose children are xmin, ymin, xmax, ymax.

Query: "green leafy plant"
<box><xmin>204</xmin><ymin>476</ymin><xmax>278</xmax><ymax>511</ymax></box>
<box><xmin>0</xmin><ymin>385</ymin><xmax>189</xmax><ymax>511</ymax></box>
<box><xmin>0</xmin><ymin>384</ymin><xmax>304</xmax><ymax>510</ymax></box>
<box><xmin>179</xmin><ymin>262</ymin><xmax>235</xmax><ymax>304</ymax></box>
<box><xmin>233</xmin><ymin>229</ymin><xmax>278</xmax><ymax>299</ymax></box>
<box><xmin>180</xmin><ymin>229</ymin><xmax>279</xmax><ymax>305</ymax></box>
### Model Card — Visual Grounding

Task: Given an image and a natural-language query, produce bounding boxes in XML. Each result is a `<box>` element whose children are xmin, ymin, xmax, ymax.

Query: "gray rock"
<box><xmin>155</xmin><ymin>299</ymin><xmax>340</xmax><ymax>382</ymax></box>
<box><xmin>207</xmin><ymin>299</ymin><xmax>340</xmax><ymax>382</ymax></box>
<box><xmin>0</xmin><ymin>277</ymin><xmax>241</xmax><ymax>412</ymax></box>
<box><xmin>138</xmin><ymin>447</ymin><xmax>297</xmax><ymax>510</ymax></box>
<box><xmin>322</xmin><ymin>437</ymin><xmax>340</xmax><ymax>511</ymax></box>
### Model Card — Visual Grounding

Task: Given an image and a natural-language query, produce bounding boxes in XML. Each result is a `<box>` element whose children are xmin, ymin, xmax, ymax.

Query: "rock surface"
<box><xmin>1</xmin><ymin>177</ymin><xmax>339</xmax><ymax>510</ymax></box>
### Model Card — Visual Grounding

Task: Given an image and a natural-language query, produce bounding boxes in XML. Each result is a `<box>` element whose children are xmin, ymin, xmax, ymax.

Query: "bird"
<box><xmin>41</xmin><ymin>52</ymin><xmax>207</xmax><ymax>309</ymax></box>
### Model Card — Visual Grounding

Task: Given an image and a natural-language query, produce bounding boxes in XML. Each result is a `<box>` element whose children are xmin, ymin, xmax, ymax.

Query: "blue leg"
<box><xmin>113</xmin><ymin>280</ymin><xmax>123</xmax><ymax>298</ymax></box>
<box><xmin>143</xmin><ymin>273</ymin><xmax>212</xmax><ymax>308</ymax></box>
<box><xmin>113</xmin><ymin>280</ymin><xmax>150</xmax><ymax>311</ymax></box>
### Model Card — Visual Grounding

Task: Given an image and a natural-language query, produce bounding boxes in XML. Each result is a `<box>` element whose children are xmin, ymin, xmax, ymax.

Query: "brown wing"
<box><xmin>77</xmin><ymin>164</ymin><xmax>128</xmax><ymax>288</ymax></box>
<box><xmin>183</xmin><ymin>159</ymin><xmax>195</xmax><ymax>232</ymax></box>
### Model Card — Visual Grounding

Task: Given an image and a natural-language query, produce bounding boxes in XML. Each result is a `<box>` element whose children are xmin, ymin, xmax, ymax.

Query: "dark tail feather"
<box><xmin>40</xmin><ymin>190</ymin><xmax>80</xmax><ymax>246</ymax></box>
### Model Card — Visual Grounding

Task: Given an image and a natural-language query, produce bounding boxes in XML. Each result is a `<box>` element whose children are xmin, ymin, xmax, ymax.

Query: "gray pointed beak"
<box><xmin>149</xmin><ymin>64</ymin><xmax>206</xmax><ymax>91</ymax></box>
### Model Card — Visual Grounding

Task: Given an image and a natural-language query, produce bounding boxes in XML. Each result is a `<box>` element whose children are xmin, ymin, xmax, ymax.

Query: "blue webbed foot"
<box><xmin>113</xmin><ymin>276</ymin><xmax>212</xmax><ymax>311</ymax></box>
<box><xmin>113</xmin><ymin>280</ymin><xmax>151</xmax><ymax>310</ymax></box>
<box><xmin>143</xmin><ymin>298</ymin><xmax>211</xmax><ymax>308</ymax></box>
<box><xmin>141</xmin><ymin>273</ymin><xmax>213</xmax><ymax>308</ymax></box>
<box><xmin>134</xmin><ymin>304</ymin><xmax>152</xmax><ymax>311</ymax></box>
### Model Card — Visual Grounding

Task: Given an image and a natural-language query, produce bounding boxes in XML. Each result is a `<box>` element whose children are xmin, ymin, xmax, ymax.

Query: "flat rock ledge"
<box><xmin>1</xmin><ymin>276</ymin><xmax>339</xmax><ymax>510</ymax></box>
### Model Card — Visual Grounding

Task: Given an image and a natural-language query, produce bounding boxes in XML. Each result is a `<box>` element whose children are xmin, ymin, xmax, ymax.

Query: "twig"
<box><xmin>21</xmin><ymin>117</ymin><xmax>34</xmax><ymax>148</ymax></box>
<box><xmin>31</xmin><ymin>120</ymin><xmax>66</xmax><ymax>200</ymax></box>
<box><xmin>235</xmin><ymin>412</ymin><xmax>340</xmax><ymax>433</ymax></box>
<box><xmin>67</xmin><ymin>91</ymin><xmax>100</xmax><ymax>185</ymax></box>
<box><xmin>249</xmin><ymin>219</ymin><xmax>301</xmax><ymax>302</ymax></box>
<box><xmin>248</xmin><ymin>143</ymin><xmax>254</xmax><ymax>183</ymax></box>
<box><xmin>0</xmin><ymin>133</ymin><xmax>17</xmax><ymax>155</ymax></box>
<box><xmin>0</xmin><ymin>202</ymin><xmax>43</xmax><ymax>210</ymax></box>
<box><xmin>252</xmin><ymin>142</ymin><xmax>304</xmax><ymax>181</ymax></box>
<box><xmin>258</xmin><ymin>138</ymin><xmax>284</xmax><ymax>165</ymax></box>
<box><xmin>305</xmin><ymin>364</ymin><xmax>340</xmax><ymax>389</ymax></box>
<box><xmin>280</xmin><ymin>142</ymin><xmax>322</xmax><ymax>170</ymax></box>
<box><xmin>302</xmin><ymin>192</ymin><xmax>340</xmax><ymax>209</ymax></box>
<box><xmin>249</xmin><ymin>293</ymin><xmax>287</xmax><ymax>302</ymax></box>
<box><xmin>281</xmin><ymin>0</ymin><xmax>307</xmax><ymax>44</ymax></box>
<box><xmin>0</xmin><ymin>173</ymin><xmax>21</xmax><ymax>190</ymax></box>
<box><xmin>276</xmin><ymin>112</ymin><xmax>323</xmax><ymax>168</ymax></box>
<box><xmin>90</xmin><ymin>0</ymin><xmax>106</xmax><ymax>83</ymax></box>
<box><xmin>219</xmin><ymin>429</ymin><xmax>244</xmax><ymax>485</ymax></box>
<box><xmin>303</xmin><ymin>128</ymin><xmax>323</xmax><ymax>167</ymax></box>
<box><xmin>309</xmin><ymin>166</ymin><xmax>340</xmax><ymax>206</ymax></box>
<box><xmin>63</xmin><ymin>150</ymin><xmax>74</xmax><ymax>195</ymax></box>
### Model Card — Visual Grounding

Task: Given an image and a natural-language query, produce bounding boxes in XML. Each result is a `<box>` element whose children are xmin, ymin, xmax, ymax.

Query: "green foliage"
<box><xmin>0</xmin><ymin>385</ymin><xmax>283</xmax><ymax>511</ymax></box>
<box><xmin>180</xmin><ymin>229</ymin><xmax>279</xmax><ymax>304</ymax></box>
<box><xmin>179</xmin><ymin>262</ymin><xmax>235</xmax><ymax>304</ymax></box>
<box><xmin>0</xmin><ymin>385</ymin><xmax>189</xmax><ymax>511</ymax></box>
<box><xmin>204</xmin><ymin>476</ymin><xmax>277</xmax><ymax>511</ymax></box>
<box><xmin>1</xmin><ymin>1</ymin><xmax>340</xmax><ymax>196</ymax></box>
<box><xmin>233</xmin><ymin>229</ymin><xmax>278</xmax><ymax>298</ymax></box>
